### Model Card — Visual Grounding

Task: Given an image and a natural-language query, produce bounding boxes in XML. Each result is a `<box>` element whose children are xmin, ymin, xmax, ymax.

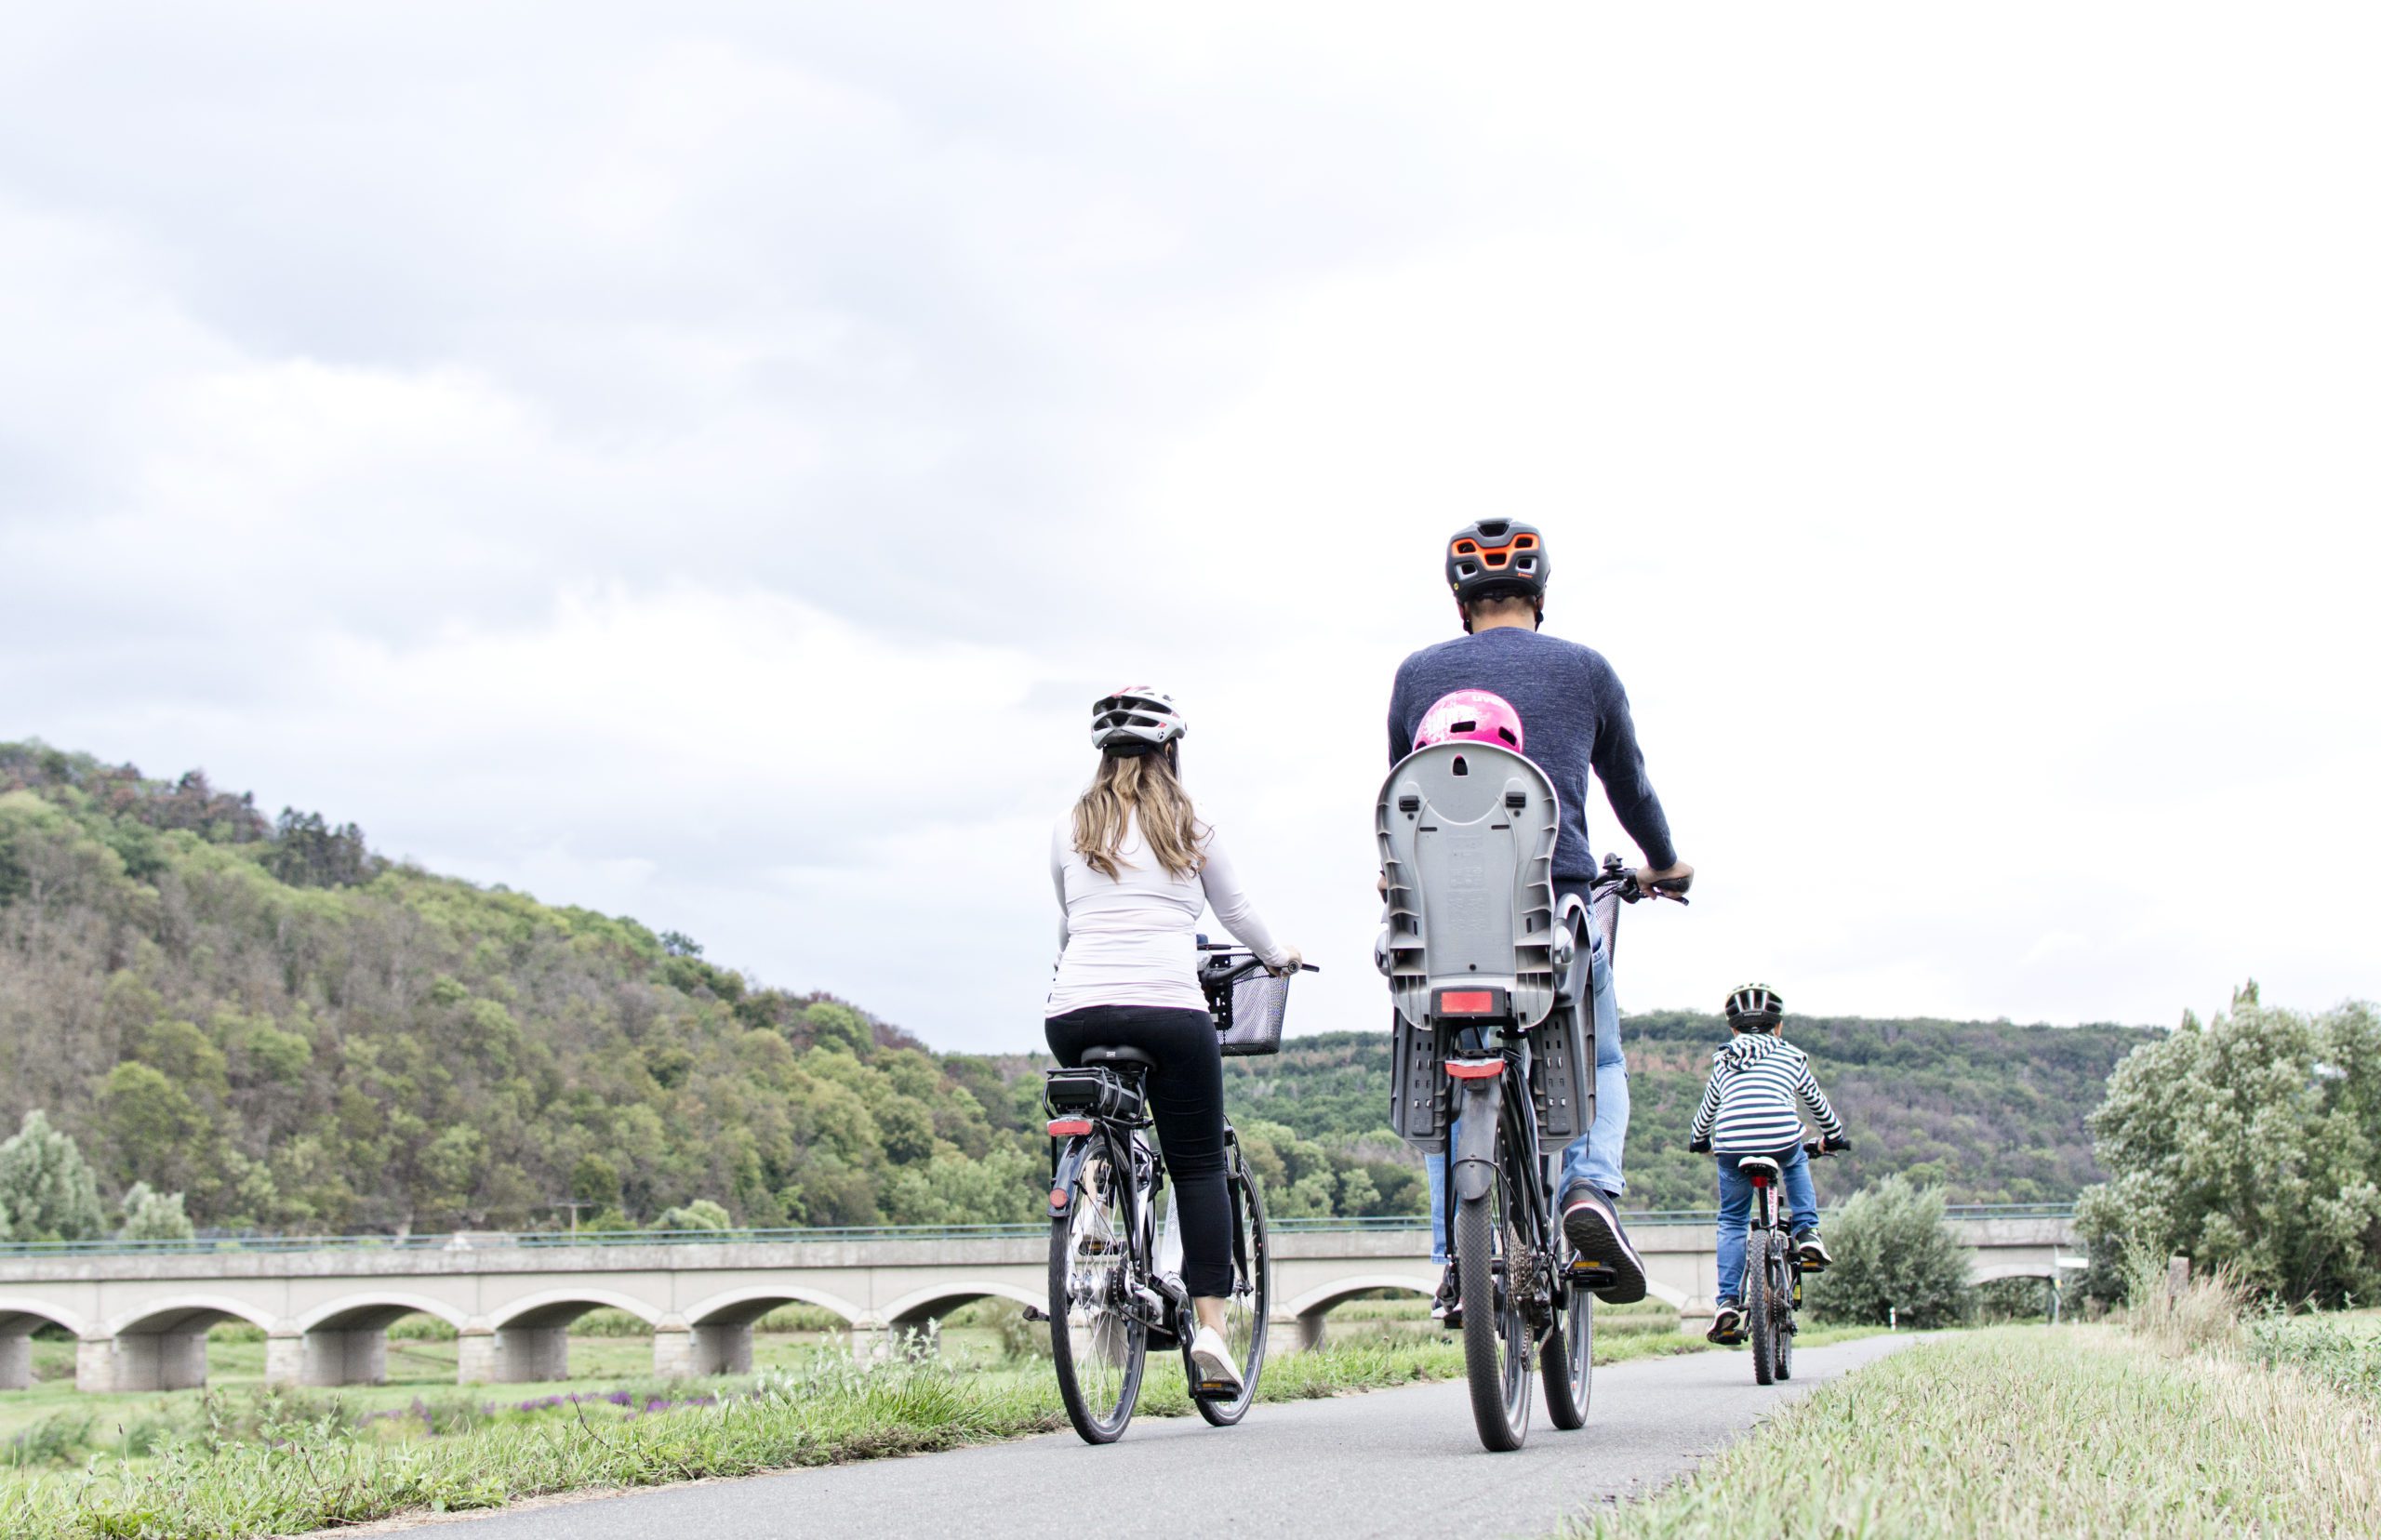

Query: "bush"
<box><xmin>118</xmin><ymin>1180</ymin><xmax>196</xmax><ymax>1241</ymax></box>
<box><xmin>649</xmin><ymin>1199</ymin><xmax>732</xmax><ymax>1233</ymax></box>
<box><xmin>1808</xmin><ymin>1175</ymin><xmax>1972</xmax><ymax>1327</ymax></box>
<box><xmin>1974</xmin><ymin>1276</ymin><xmax>2056</xmax><ymax>1323</ymax></box>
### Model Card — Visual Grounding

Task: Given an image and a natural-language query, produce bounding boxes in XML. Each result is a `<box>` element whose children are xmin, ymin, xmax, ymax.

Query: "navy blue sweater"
<box><xmin>1387</xmin><ymin>628</ymin><xmax>1678</xmax><ymax>885</ymax></box>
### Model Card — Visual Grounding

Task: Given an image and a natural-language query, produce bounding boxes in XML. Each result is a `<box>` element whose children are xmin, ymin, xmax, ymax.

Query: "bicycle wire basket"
<box><xmin>1211</xmin><ymin>968</ymin><xmax>1294</xmax><ymax>1057</ymax></box>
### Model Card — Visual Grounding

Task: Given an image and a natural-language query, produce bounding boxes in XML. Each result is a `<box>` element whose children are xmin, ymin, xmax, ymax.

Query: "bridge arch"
<box><xmin>1282</xmin><ymin>1272</ymin><xmax>1437</xmax><ymax>1322</ymax></box>
<box><xmin>0</xmin><ymin>1301</ymin><xmax>92</xmax><ymax>1339</ymax></box>
<box><xmin>682</xmin><ymin>1284</ymin><xmax>865</xmax><ymax>1331</ymax></box>
<box><xmin>881</xmin><ymin>1281</ymin><xmax>1045</xmax><ymax>1331</ymax></box>
<box><xmin>297</xmin><ymin>1293</ymin><xmax>471</xmax><ymax>1335</ymax></box>
<box><xmin>106</xmin><ymin>1294</ymin><xmax>278</xmax><ymax>1338</ymax></box>
<box><xmin>486</xmin><ymin>1290</ymin><xmax>662</xmax><ymax>1332</ymax></box>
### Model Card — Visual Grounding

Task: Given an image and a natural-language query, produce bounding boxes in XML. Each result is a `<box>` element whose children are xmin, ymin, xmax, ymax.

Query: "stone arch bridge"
<box><xmin>0</xmin><ymin>1212</ymin><xmax>2079</xmax><ymax>1393</ymax></box>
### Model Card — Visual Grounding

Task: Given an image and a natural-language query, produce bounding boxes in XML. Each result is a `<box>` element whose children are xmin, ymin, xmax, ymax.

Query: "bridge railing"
<box><xmin>0</xmin><ymin>1203</ymin><xmax>2075</xmax><ymax>1261</ymax></box>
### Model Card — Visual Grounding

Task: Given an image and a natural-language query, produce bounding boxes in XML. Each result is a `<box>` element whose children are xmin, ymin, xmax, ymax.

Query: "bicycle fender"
<box><xmin>1452</xmin><ymin>1079</ymin><xmax>1502</xmax><ymax>1201</ymax></box>
<box><xmin>1048</xmin><ymin>1135</ymin><xmax>1097</xmax><ymax>1215</ymax></box>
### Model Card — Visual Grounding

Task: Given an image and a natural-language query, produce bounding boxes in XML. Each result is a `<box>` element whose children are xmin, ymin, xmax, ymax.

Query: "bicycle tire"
<box><xmin>1048</xmin><ymin>1134</ymin><xmax>1147</xmax><ymax>1444</ymax></box>
<box><xmin>1747</xmin><ymin>1226</ymin><xmax>1776</xmax><ymax>1386</ymax></box>
<box><xmin>1773</xmin><ymin>1240</ymin><xmax>1795</xmax><ymax>1382</ymax></box>
<box><xmin>1457</xmin><ymin>1169</ymin><xmax>1532</xmax><ymax>1452</ymax></box>
<box><xmin>1540</xmin><ymin>1277</ymin><xmax>1593</xmax><ymax>1430</ymax></box>
<box><xmin>1192</xmin><ymin>1148</ymin><xmax>1270</xmax><ymax>1427</ymax></box>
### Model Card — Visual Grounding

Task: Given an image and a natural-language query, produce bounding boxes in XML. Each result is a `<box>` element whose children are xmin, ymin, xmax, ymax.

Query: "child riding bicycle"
<box><xmin>1686</xmin><ymin>984</ymin><xmax>1848</xmax><ymax>1345</ymax></box>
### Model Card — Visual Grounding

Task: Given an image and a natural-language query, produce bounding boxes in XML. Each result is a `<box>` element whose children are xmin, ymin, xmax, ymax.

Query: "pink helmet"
<box><xmin>1413</xmin><ymin>689</ymin><xmax>1524</xmax><ymax>752</ymax></box>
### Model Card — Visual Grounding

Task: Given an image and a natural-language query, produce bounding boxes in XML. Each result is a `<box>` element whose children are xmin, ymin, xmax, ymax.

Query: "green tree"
<box><xmin>805</xmin><ymin>1002</ymin><xmax>873</xmax><ymax>1058</ymax></box>
<box><xmin>570</xmin><ymin>1153</ymin><xmax>622</xmax><ymax>1209</ymax></box>
<box><xmin>118</xmin><ymin>1180</ymin><xmax>196</xmax><ymax>1241</ymax></box>
<box><xmin>2075</xmin><ymin>987</ymin><xmax>2381</xmax><ymax>1307</ymax></box>
<box><xmin>0</xmin><ymin>1110</ymin><xmax>107</xmax><ymax>1241</ymax></box>
<box><xmin>1808</xmin><ymin>1175</ymin><xmax>1972</xmax><ymax>1327</ymax></box>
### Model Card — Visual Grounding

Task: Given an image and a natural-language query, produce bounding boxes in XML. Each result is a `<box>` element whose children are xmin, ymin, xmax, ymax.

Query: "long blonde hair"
<box><xmin>1073</xmin><ymin>750</ymin><xmax>1206</xmax><ymax>881</ymax></box>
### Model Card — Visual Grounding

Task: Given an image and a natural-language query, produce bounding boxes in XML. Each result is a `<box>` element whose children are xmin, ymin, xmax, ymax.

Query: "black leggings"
<box><xmin>1044</xmin><ymin>1004</ymin><xmax>1231</xmax><ymax>1298</ymax></box>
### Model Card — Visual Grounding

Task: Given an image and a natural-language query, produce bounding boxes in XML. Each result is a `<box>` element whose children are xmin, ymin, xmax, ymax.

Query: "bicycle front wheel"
<box><xmin>1747</xmin><ymin>1228</ymin><xmax>1777</xmax><ymax>1386</ymax></box>
<box><xmin>1048</xmin><ymin>1135</ymin><xmax>1147</xmax><ymax>1443</ymax></box>
<box><xmin>1541</xmin><ymin>1272</ymin><xmax>1593</xmax><ymax>1429</ymax></box>
<box><xmin>1457</xmin><ymin>1167</ymin><xmax>1533</xmax><ymax>1452</ymax></box>
<box><xmin>1192</xmin><ymin>1146</ymin><xmax>1271</xmax><ymax>1427</ymax></box>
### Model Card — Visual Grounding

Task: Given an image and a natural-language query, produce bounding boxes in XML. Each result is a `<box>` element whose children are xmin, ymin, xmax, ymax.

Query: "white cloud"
<box><xmin>3</xmin><ymin>4</ymin><xmax>2375</xmax><ymax>1048</ymax></box>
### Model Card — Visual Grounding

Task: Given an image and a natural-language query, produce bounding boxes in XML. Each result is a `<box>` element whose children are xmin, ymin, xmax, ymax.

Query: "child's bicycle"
<box><xmin>1720</xmin><ymin>1139</ymin><xmax>1842</xmax><ymax>1385</ymax></box>
<box><xmin>1030</xmin><ymin>944</ymin><xmax>1313</xmax><ymax>1444</ymax></box>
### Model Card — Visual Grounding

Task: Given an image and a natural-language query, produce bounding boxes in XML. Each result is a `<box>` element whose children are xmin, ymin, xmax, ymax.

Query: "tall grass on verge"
<box><xmin>2120</xmin><ymin>1246</ymin><xmax>2251</xmax><ymax>1356</ymax></box>
<box><xmin>1563</xmin><ymin>1327</ymin><xmax>2381</xmax><ymax>1540</ymax></box>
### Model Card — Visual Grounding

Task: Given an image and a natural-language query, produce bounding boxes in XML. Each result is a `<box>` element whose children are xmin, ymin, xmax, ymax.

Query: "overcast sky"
<box><xmin>3</xmin><ymin>5</ymin><xmax>2374</xmax><ymax>1051</ymax></box>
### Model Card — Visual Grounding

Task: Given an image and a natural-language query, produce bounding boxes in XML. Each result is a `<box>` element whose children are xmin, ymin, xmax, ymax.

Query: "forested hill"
<box><xmin>1228</xmin><ymin>1013</ymin><xmax>2160</xmax><ymax>1213</ymax></box>
<box><xmin>1</xmin><ymin>741</ymin><xmax>2154</xmax><ymax>1239</ymax></box>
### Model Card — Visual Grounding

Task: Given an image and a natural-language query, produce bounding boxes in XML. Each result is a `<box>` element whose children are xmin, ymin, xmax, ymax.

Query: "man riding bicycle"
<box><xmin>1387</xmin><ymin>520</ymin><xmax>1692</xmax><ymax>1308</ymax></box>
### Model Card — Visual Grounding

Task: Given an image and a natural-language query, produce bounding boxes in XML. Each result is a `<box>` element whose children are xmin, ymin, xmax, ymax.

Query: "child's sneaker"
<box><xmin>1707</xmin><ymin>1302</ymin><xmax>1744</xmax><ymax>1345</ymax></box>
<box><xmin>1793</xmin><ymin>1228</ymin><xmax>1832</xmax><ymax>1270</ymax></box>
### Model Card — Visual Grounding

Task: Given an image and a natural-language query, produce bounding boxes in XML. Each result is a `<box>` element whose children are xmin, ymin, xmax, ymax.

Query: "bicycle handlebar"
<box><xmin>1589</xmin><ymin>853</ymin><xmax>1690</xmax><ymax>907</ymax></box>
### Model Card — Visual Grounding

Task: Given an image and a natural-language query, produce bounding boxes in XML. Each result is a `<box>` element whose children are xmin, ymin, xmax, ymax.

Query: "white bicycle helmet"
<box><xmin>1725</xmin><ymin>983</ymin><xmax>1785</xmax><ymax>1027</ymax></box>
<box><xmin>1089</xmin><ymin>686</ymin><xmax>1187</xmax><ymax>756</ymax></box>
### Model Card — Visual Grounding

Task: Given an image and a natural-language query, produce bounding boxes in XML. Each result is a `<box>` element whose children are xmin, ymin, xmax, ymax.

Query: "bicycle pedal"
<box><xmin>1193</xmin><ymin>1379</ymin><xmax>1236</xmax><ymax>1397</ymax></box>
<box><xmin>1568</xmin><ymin>1260</ymin><xmax>1617</xmax><ymax>1282</ymax></box>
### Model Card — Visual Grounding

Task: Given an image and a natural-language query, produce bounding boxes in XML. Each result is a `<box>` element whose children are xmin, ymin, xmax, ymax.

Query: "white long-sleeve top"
<box><xmin>1046</xmin><ymin>811</ymin><xmax>1289</xmax><ymax>1016</ymax></box>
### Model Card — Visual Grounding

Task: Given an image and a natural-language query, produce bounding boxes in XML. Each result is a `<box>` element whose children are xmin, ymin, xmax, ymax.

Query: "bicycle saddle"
<box><xmin>1081</xmin><ymin>1045</ymin><xmax>1156</xmax><ymax>1069</ymax></box>
<box><xmin>1736</xmin><ymin>1156</ymin><xmax>1784</xmax><ymax>1181</ymax></box>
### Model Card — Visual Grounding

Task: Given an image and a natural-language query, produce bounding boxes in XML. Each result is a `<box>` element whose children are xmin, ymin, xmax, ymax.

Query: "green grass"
<box><xmin>1563</xmin><ymin>1325</ymin><xmax>2381</xmax><ymax>1539</ymax></box>
<box><xmin>2244</xmin><ymin>1308</ymin><xmax>2381</xmax><ymax>1403</ymax></box>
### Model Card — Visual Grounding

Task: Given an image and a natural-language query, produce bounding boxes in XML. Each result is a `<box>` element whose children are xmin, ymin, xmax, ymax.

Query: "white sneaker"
<box><xmin>1188</xmin><ymin>1326</ymin><xmax>1244</xmax><ymax>1395</ymax></box>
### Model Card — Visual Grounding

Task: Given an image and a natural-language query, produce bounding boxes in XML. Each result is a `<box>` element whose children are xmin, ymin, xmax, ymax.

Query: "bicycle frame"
<box><xmin>1048</xmin><ymin>1102</ymin><xmax>1188</xmax><ymax>1341</ymax></box>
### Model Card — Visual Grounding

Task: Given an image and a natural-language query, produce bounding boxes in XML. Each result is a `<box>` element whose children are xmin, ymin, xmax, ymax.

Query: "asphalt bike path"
<box><xmin>403</xmin><ymin>1333</ymin><xmax>1921</xmax><ymax>1539</ymax></box>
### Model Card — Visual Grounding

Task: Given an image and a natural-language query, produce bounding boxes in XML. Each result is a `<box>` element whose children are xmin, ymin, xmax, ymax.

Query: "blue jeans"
<box><xmin>1427</xmin><ymin>909</ymin><xmax>1625</xmax><ymax>1264</ymax></box>
<box><xmin>1714</xmin><ymin>1145</ymin><xmax>1818</xmax><ymax>1307</ymax></box>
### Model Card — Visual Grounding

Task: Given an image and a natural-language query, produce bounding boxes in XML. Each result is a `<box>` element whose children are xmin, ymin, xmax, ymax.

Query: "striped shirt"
<box><xmin>1688</xmin><ymin>1032</ymin><xmax>1845</xmax><ymax>1154</ymax></box>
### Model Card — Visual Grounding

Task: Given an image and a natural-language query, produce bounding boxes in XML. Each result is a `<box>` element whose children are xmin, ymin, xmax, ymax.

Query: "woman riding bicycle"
<box><xmin>1047</xmin><ymin>686</ymin><xmax>1300</xmax><ymax>1393</ymax></box>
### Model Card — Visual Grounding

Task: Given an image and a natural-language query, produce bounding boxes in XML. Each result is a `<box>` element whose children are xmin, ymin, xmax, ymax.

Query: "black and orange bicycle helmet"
<box><xmin>1445</xmin><ymin>519</ymin><xmax>1550</xmax><ymax>620</ymax></box>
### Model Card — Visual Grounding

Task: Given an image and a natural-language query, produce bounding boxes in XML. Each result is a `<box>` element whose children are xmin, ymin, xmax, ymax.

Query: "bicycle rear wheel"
<box><xmin>1747</xmin><ymin>1228</ymin><xmax>1776</xmax><ymax>1386</ymax></box>
<box><xmin>1457</xmin><ymin>1164</ymin><xmax>1533</xmax><ymax>1452</ymax></box>
<box><xmin>1192</xmin><ymin>1147</ymin><xmax>1270</xmax><ymax>1427</ymax></box>
<box><xmin>1048</xmin><ymin>1135</ymin><xmax>1147</xmax><ymax>1444</ymax></box>
<box><xmin>1773</xmin><ymin>1241</ymin><xmax>1796</xmax><ymax>1381</ymax></box>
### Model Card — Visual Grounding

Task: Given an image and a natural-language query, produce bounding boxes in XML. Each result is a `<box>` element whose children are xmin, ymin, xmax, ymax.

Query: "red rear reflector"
<box><xmin>1441</xmin><ymin>990</ymin><xmax>1495</xmax><ymax>1014</ymax></box>
<box><xmin>1050</xmin><ymin>1188</ymin><xmax>1070</xmax><ymax>1209</ymax></box>
<box><xmin>1046</xmin><ymin>1118</ymin><xmax>1093</xmax><ymax>1137</ymax></box>
<box><xmin>1749</xmin><ymin>1175</ymin><xmax>1770</xmax><ymax>1187</ymax></box>
<box><xmin>1446</xmin><ymin>1058</ymin><xmax>1503</xmax><ymax>1079</ymax></box>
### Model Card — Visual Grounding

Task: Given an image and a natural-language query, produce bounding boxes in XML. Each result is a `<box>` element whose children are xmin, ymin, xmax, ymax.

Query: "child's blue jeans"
<box><xmin>1714</xmin><ymin>1144</ymin><xmax>1818</xmax><ymax>1307</ymax></box>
